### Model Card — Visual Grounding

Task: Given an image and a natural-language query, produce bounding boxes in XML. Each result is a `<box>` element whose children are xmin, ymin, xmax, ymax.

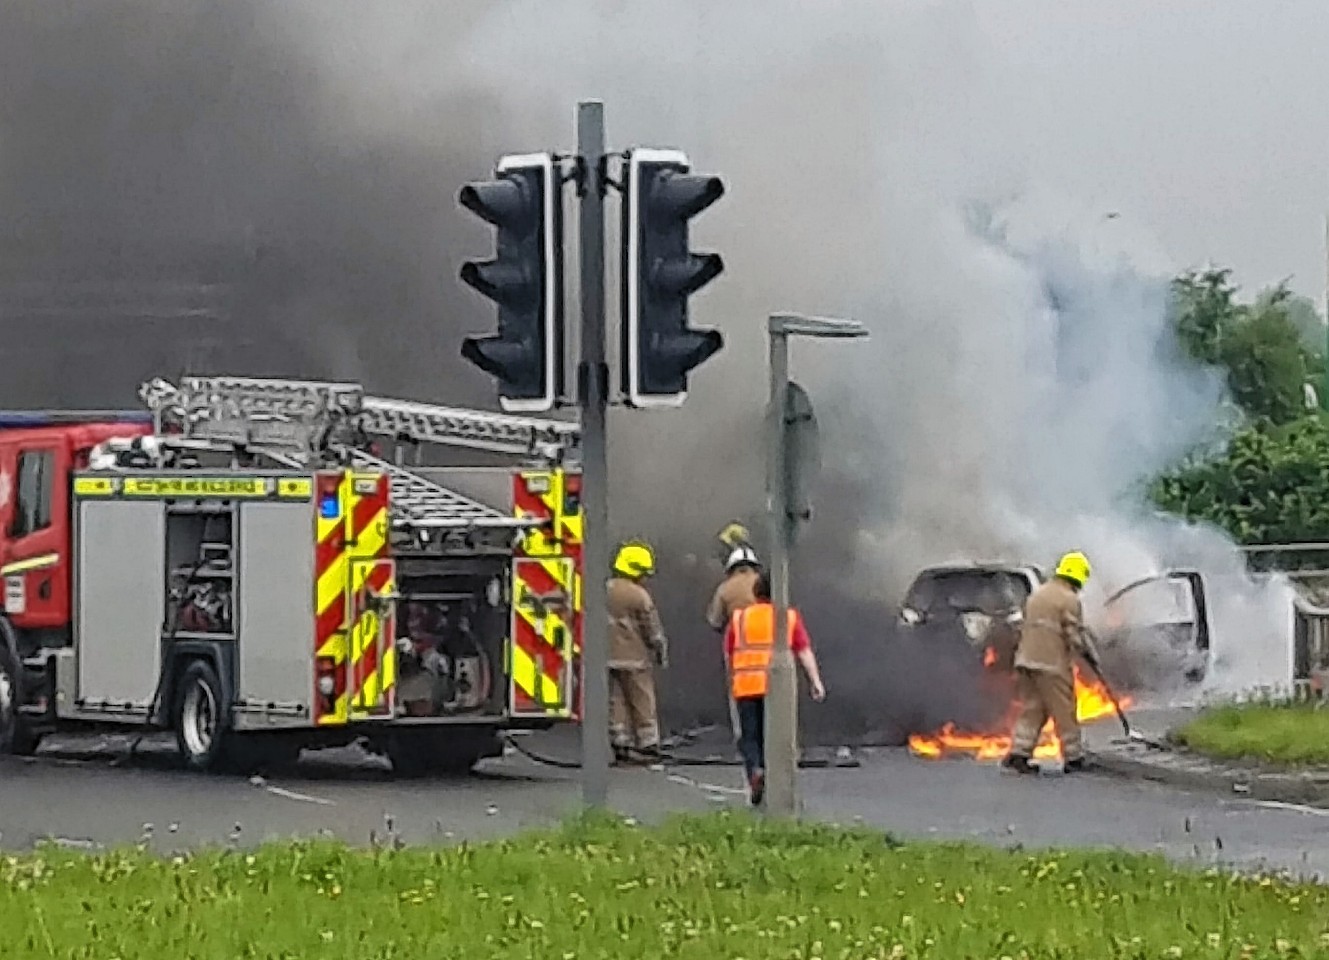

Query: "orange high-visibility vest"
<box><xmin>729</xmin><ymin>604</ymin><xmax>800</xmax><ymax>700</ymax></box>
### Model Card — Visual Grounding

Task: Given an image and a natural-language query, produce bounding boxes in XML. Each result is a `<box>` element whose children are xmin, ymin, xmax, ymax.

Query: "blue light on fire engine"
<box><xmin>319</xmin><ymin>494</ymin><xmax>340</xmax><ymax>520</ymax></box>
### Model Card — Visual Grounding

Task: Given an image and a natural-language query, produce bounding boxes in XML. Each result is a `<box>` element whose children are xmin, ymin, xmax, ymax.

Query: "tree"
<box><xmin>1150</xmin><ymin>417</ymin><xmax>1329</xmax><ymax>551</ymax></box>
<box><xmin>1169</xmin><ymin>269</ymin><xmax>1310</xmax><ymax>425</ymax></box>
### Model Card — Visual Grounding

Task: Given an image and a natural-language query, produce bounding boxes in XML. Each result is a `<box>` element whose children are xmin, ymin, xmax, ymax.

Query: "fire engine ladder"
<box><xmin>140</xmin><ymin>376</ymin><xmax>581</xmax><ymax>462</ymax></box>
<box><xmin>138</xmin><ymin>376</ymin><xmax>574</xmax><ymax>533</ymax></box>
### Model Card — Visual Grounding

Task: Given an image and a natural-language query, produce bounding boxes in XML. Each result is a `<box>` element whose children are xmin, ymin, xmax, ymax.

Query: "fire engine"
<box><xmin>0</xmin><ymin>375</ymin><xmax>584</xmax><ymax>775</ymax></box>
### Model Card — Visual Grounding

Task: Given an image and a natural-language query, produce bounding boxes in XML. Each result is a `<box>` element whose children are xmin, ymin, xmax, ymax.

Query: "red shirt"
<box><xmin>724</xmin><ymin>603</ymin><xmax>811</xmax><ymax>658</ymax></box>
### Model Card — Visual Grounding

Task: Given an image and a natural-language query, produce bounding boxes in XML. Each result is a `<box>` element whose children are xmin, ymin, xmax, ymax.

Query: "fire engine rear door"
<box><xmin>507</xmin><ymin>557</ymin><xmax>577</xmax><ymax>718</ymax></box>
<box><xmin>348</xmin><ymin>556</ymin><xmax>397</xmax><ymax>719</ymax></box>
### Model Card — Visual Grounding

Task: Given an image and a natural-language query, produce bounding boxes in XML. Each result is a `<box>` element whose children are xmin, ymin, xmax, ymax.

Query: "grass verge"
<box><xmin>1174</xmin><ymin>701</ymin><xmax>1329</xmax><ymax>767</ymax></box>
<box><xmin>3</xmin><ymin>813</ymin><xmax>1327</xmax><ymax>958</ymax></box>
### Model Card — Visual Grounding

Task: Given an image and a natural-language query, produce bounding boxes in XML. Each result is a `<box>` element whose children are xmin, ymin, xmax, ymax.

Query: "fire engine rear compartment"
<box><xmin>62</xmin><ymin>477</ymin><xmax>514</xmax><ymax>734</ymax></box>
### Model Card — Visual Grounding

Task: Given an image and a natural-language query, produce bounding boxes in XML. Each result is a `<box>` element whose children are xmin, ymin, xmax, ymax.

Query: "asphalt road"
<box><xmin>2</xmin><ymin>728</ymin><xmax>1327</xmax><ymax>880</ymax></box>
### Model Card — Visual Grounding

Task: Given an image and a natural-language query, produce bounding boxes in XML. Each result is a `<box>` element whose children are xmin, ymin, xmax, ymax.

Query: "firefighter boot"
<box><xmin>1001</xmin><ymin>754</ymin><xmax>1036</xmax><ymax>775</ymax></box>
<box><xmin>749</xmin><ymin>768</ymin><xmax>766</xmax><ymax>807</ymax></box>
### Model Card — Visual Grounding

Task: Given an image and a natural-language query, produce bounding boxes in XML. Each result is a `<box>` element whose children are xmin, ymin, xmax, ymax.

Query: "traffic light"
<box><xmin>459</xmin><ymin>152</ymin><xmax>564</xmax><ymax>413</ymax></box>
<box><xmin>621</xmin><ymin>148</ymin><xmax>725</xmax><ymax>408</ymax></box>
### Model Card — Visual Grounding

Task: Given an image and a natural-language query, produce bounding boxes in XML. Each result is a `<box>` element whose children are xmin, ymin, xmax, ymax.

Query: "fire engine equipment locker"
<box><xmin>236</xmin><ymin>500</ymin><xmax>315</xmax><ymax>727</ymax></box>
<box><xmin>74</xmin><ymin>498</ymin><xmax>166</xmax><ymax>715</ymax></box>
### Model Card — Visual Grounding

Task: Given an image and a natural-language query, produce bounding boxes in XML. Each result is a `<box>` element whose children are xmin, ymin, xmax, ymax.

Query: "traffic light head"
<box><xmin>459</xmin><ymin>152</ymin><xmax>563</xmax><ymax>413</ymax></box>
<box><xmin>622</xmin><ymin>148</ymin><xmax>726</xmax><ymax>408</ymax></box>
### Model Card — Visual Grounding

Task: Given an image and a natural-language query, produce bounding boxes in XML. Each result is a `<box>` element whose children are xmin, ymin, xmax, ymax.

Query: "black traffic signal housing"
<box><xmin>459</xmin><ymin>152</ymin><xmax>564</xmax><ymax>413</ymax></box>
<box><xmin>621</xmin><ymin>148</ymin><xmax>725</xmax><ymax>408</ymax></box>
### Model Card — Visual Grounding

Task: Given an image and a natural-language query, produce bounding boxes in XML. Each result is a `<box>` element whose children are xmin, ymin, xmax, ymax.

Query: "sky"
<box><xmin>970</xmin><ymin>0</ymin><xmax>1329</xmax><ymax>304</ymax></box>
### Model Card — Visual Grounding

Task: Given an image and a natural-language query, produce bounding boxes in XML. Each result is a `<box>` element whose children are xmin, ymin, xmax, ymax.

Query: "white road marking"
<box><xmin>1245</xmin><ymin>799</ymin><xmax>1329</xmax><ymax>818</ymax></box>
<box><xmin>264</xmin><ymin>785</ymin><xmax>335</xmax><ymax>806</ymax></box>
<box><xmin>665</xmin><ymin>772</ymin><xmax>746</xmax><ymax>797</ymax></box>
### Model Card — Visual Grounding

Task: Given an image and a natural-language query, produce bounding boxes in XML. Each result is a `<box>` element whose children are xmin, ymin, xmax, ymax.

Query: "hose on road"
<box><xmin>501</xmin><ymin>734</ymin><xmax>860</xmax><ymax>771</ymax></box>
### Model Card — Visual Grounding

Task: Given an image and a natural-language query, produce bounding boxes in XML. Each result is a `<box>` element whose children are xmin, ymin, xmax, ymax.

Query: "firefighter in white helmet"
<box><xmin>706</xmin><ymin>544</ymin><xmax>763</xmax><ymax>633</ymax></box>
<box><xmin>707</xmin><ymin>541</ymin><xmax>763</xmax><ymax>741</ymax></box>
<box><xmin>1002</xmin><ymin>551</ymin><xmax>1100</xmax><ymax>774</ymax></box>
<box><xmin>607</xmin><ymin>540</ymin><xmax>669</xmax><ymax>764</ymax></box>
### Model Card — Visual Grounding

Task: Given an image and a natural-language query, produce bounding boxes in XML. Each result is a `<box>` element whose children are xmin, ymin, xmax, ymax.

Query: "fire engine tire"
<box><xmin>0</xmin><ymin>641</ymin><xmax>39</xmax><ymax>757</ymax></box>
<box><xmin>173</xmin><ymin>659</ymin><xmax>231</xmax><ymax>773</ymax></box>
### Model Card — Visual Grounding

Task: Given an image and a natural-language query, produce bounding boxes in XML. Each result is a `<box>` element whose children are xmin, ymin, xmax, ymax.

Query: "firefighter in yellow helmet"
<box><xmin>607</xmin><ymin>540</ymin><xmax>670</xmax><ymax>764</ymax></box>
<box><xmin>1001</xmin><ymin>551</ymin><xmax>1100</xmax><ymax>775</ymax></box>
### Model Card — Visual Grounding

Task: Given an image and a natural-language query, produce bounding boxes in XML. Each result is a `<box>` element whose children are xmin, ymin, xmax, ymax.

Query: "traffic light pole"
<box><xmin>576</xmin><ymin>99</ymin><xmax>612</xmax><ymax>810</ymax></box>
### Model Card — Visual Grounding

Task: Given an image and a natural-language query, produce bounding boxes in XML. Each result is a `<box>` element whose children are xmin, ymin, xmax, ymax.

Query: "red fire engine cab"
<box><xmin>0</xmin><ymin>377</ymin><xmax>583</xmax><ymax>775</ymax></box>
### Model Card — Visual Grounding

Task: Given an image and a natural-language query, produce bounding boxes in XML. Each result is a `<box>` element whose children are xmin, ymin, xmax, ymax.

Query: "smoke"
<box><xmin>0</xmin><ymin>2</ymin><xmax>1299</xmax><ymax>736</ymax></box>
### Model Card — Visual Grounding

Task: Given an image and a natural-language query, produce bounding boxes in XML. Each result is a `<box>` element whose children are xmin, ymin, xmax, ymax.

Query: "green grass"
<box><xmin>1174</xmin><ymin>701</ymin><xmax>1329</xmax><ymax>767</ymax></box>
<box><xmin>3</xmin><ymin>813</ymin><xmax>1327</xmax><ymax>959</ymax></box>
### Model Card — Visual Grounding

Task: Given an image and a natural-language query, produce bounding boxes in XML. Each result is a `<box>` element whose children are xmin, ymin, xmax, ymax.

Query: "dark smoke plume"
<box><xmin>0</xmin><ymin>2</ymin><xmax>1294</xmax><ymax>749</ymax></box>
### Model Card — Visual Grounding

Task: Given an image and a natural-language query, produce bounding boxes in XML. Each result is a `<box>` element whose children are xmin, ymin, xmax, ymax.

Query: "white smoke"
<box><xmin>286</xmin><ymin>2</ymin><xmax>1302</xmax><ymax>708</ymax></box>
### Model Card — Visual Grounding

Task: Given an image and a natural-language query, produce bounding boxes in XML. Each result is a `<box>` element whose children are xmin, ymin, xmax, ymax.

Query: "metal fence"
<box><xmin>1240</xmin><ymin>545</ymin><xmax>1329</xmax><ymax>701</ymax></box>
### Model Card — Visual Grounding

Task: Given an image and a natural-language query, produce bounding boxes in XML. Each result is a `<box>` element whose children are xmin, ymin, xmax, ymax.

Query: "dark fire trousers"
<box><xmin>735</xmin><ymin>696</ymin><xmax>765</xmax><ymax>779</ymax></box>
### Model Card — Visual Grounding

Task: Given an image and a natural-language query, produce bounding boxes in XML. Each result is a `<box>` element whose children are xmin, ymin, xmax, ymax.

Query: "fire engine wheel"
<box><xmin>174</xmin><ymin>660</ymin><xmax>230</xmax><ymax>772</ymax></box>
<box><xmin>0</xmin><ymin>642</ymin><xmax>39</xmax><ymax>757</ymax></box>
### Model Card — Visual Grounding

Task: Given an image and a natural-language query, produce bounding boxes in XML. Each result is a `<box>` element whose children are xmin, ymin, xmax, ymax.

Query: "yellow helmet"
<box><xmin>717</xmin><ymin>521</ymin><xmax>751</xmax><ymax>551</ymax></box>
<box><xmin>613</xmin><ymin>541</ymin><xmax>656</xmax><ymax>579</ymax></box>
<box><xmin>1054</xmin><ymin>551</ymin><xmax>1091</xmax><ymax>587</ymax></box>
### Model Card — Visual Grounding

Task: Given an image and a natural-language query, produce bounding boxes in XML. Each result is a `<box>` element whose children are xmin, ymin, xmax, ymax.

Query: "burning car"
<box><xmin>895</xmin><ymin>561</ymin><xmax>1134</xmax><ymax>762</ymax></box>
<box><xmin>896</xmin><ymin>562</ymin><xmax>1044</xmax><ymax>673</ymax></box>
<box><xmin>1096</xmin><ymin>569</ymin><xmax>1210</xmax><ymax>686</ymax></box>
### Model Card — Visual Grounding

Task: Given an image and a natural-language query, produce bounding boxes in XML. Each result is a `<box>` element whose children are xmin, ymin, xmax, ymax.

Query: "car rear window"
<box><xmin>905</xmin><ymin>570</ymin><xmax>1032</xmax><ymax>614</ymax></box>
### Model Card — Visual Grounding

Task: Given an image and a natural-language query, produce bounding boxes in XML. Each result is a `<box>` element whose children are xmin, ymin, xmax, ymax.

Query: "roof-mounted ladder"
<box><xmin>140</xmin><ymin>376</ymin><xmax>581</xmax><ymax>463</ymax></box>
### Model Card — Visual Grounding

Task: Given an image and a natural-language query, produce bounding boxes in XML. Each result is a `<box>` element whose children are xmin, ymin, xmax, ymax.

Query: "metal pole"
<box><xmin>764</xmin><ymin>323</ymin><xmax>799</xmax><ymax>817</ymax></box>
<box><xmin>577</xmin><ymin>100</ymin><xmax>611</xmax><ymax>809</ymax></box>
<box><xmin>1322</xmin><ymin>212</ymin><xmax>1328</xmax><ymax>412</ymax></box>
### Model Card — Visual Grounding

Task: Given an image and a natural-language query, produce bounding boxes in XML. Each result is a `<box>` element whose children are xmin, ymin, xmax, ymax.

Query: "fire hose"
<box><xmin>500</xmin><ymin>730</ymin><xmax>861</xmax><ymax>771</ymax></box>
<box><xmin>1082</xmin><ymin>657</ymin><xmax>1168</xmax><ymax>750</ymax></box>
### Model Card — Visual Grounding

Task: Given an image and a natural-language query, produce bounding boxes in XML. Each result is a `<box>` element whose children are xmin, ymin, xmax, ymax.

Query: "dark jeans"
<box><xmin>735</xmin><ymin>696</ymin><xmax>765</xmax><ymax>779</ymax></box>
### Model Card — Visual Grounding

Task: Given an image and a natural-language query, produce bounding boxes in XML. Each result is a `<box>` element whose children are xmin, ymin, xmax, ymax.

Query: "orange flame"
<box><xmin>908</xmin><ymin>665</ymin><xmax>1130</xmax><ymax>762</ymax></box>
<box><xmin>982</xmin><ymin>646</ymin><xmax>997</xmax><ymax>668</ymax></box>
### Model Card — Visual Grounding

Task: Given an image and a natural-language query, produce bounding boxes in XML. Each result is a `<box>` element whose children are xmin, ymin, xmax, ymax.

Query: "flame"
<box><xmin>908</xmin><ymin>665</ymin><xmax>1130</xmax><ymax>762</ymax></box>
<box><xmin>982</xmin><ymin>646</ymin><xmax>997</xmax><ymax>668</ymax></box>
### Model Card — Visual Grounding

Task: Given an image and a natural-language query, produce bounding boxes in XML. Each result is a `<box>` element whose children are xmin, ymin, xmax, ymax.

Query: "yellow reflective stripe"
<box><xmin>509</xmin><ymin>636</ymin><xmax>569</xmax><ymax>715</ymax></box>
<box><xmin>316</xmin><ymin>507</ymin><xmax>387</xmax><ymax>623</ymax></box>
<box><xmin>73</xmin><ymin>477</ymin><xmax>116</xmax><ymax>496</ymax></box>
<box><xmin>317</xmin><ymin>693</ymin><xmax>349</xmax><ymax>726</ymax></box>
<box><xmin>278</xmin><ymin>477</ymin><xmax>312</xmax><ymax>499</ymax></box>
<box><xmin>0</xmin><ymin>553</ymin><xmax>60</xmax><ymax>575</ymax></box>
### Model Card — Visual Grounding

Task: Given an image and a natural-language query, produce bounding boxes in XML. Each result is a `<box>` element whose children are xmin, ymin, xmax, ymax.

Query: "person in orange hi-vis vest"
<box><xmin>724</xmin><ymin>572</ymin><xmax>826</xmax><ymax>806</ymax></box>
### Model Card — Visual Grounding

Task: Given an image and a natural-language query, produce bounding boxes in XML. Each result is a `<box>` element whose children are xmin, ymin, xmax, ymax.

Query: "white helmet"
<box><xmin>725</xmin><ymin>545</ymin><xmax>760</xmax><ymax>573</ymax></box>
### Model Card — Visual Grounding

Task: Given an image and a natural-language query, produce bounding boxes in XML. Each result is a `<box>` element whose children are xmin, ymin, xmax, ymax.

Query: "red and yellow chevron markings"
<box><xmin>511</xmin><ymin>470</ymin><xmax>584</xmax><ymax>718</ymax></box>
<box><xmin>313</xmin><ymin>471</ymin><xmax>396</xmax><ymax>724</ymax></box>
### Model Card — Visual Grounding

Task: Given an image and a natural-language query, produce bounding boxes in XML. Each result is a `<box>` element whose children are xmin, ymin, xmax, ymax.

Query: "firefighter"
<box><xmin>707</xmin><ymin>544</ymin><xmax>763</xmax><ymax>741</ymax></box>
<box><xmin>724</xmin><ymin>571</ymin><xmax>826</xmax><ymax>806</ymax></box>
<box><xmin>607</xmin><ymin>540</ymin><xmax>669</xmax><ymax>764</ymax></box>
<box><xmin>707</xmin><ymin>545</ymin><xmax>762</xmax><ymax>631</ymax></box>
<box><xmin>1001</xmin><ymin>551</ymin><xmax>1100</xmax><ymax>775</ymax></box>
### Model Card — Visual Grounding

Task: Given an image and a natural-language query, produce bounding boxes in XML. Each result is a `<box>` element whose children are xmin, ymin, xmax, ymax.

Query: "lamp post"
<box><xmin>764</xmin><ymin>312</ymin><xmax>869</xmax><ymax>818</ymax></box>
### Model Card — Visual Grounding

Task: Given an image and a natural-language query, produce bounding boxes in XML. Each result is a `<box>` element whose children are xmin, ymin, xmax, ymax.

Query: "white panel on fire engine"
<box><xmin>234</xmin><ymin>500</ymin><xmax>315</xmax><ymax>728</ymax></box>
<box><xmin>74</xmin><ymin>499</ymin><xmax>167</xmax><ymax>717</ymax></box>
